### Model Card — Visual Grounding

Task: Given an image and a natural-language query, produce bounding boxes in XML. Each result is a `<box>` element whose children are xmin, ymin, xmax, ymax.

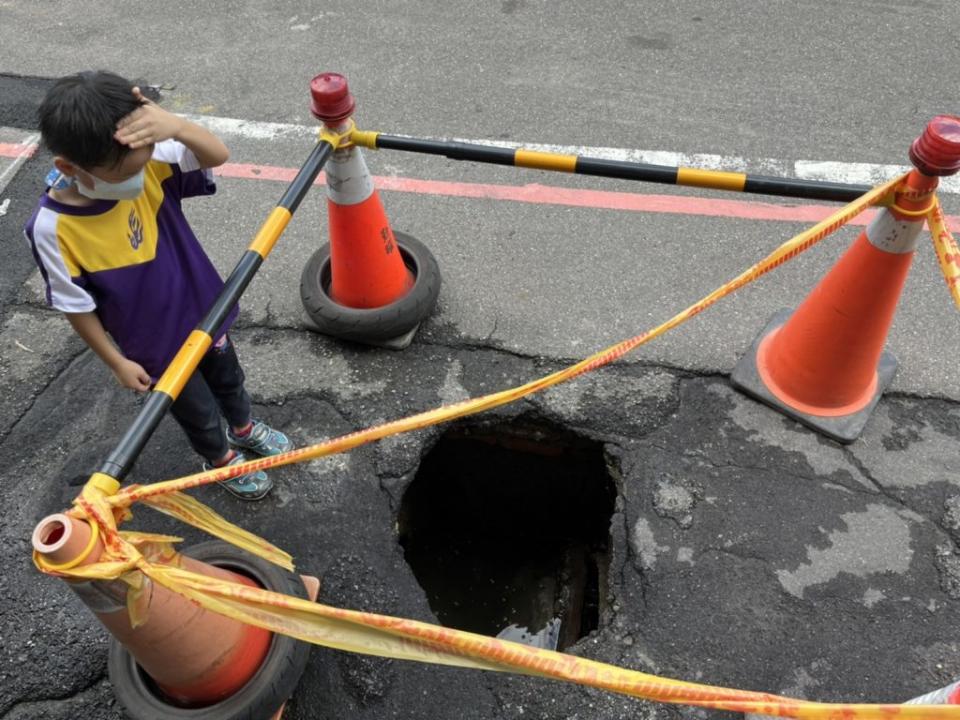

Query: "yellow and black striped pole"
<box><xmin>351</xmin><ymin>131</ymin><xmax>872</xmax><ymax>203</ymax></box>
<box><xmin>96</xmin><ymin>140</ymin><xmax>335</xmax><ymax>482</ymax></box>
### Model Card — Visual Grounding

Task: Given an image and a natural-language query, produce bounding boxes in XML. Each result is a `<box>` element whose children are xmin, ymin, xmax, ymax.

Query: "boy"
<box><xmin>25</xmin><ymin>70</ymin><xmax>290</xmax><ymax>500</ymax></box>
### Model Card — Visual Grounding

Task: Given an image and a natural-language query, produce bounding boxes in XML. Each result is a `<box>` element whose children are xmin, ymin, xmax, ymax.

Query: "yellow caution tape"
<box><xmin>106</xmin><ymin>172</ymin><xmax>903</xmax><ymax>519</ymax></box>
<box><xmin>928</xmin><ymin>197</ymin><xmax>960</xmax><ymax>310</ymax></box>
<box><xmin>47</xmin><ymin>545</ymin><xmax>956</xmax><ymax>717</ymax></box>
<box><xmin>36</xmin><ymin>172</ymin><xmax>960</xmax><ymax>717</ymax></box>
<box><xmin>139</xmin><ymin>490</ymin><xmax>293</xmax><ymax>570</ymax></box>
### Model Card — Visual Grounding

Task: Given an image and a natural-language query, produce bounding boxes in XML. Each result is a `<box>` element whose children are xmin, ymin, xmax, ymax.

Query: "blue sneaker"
<box><xmin>204</xmin><ymin>451</ymin><xmax>273</xmax><ymax>501</ymax></box>
<box><xmin>227</xmin><ymin>420</ymin><xmax>293</xmax><ymax>457</ymax></box>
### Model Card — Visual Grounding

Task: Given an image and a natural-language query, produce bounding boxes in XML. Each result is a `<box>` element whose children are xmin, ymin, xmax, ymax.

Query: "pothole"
<box><xmin>398</xmin><ymin>421</ymin><xmax>616</xmax><ymax>651</ymax></box>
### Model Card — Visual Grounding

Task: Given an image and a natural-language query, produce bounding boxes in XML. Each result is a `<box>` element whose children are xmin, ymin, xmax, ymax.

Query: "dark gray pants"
<box><xmin>169</xmin><ymin>336</ymin><xmax>251</xmax><ymax>463</ymax></box>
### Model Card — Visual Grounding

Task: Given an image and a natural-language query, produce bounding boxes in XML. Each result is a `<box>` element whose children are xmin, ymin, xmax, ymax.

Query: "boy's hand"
<box><xmin>114</xmin><ymin>87</ymin><xmax>185</xmax><ymax>149</ymax></box>
<box><xmin>112</xmin><ymin>358</ymin><xmax>153</xmax><ymax>392</ymax></box>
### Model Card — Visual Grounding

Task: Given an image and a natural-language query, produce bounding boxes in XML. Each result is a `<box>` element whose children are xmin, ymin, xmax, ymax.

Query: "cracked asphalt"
<box><xmin>2</xmin><ymin>2</ymin><xmax>960</xmax><ymax>719</ymax></box>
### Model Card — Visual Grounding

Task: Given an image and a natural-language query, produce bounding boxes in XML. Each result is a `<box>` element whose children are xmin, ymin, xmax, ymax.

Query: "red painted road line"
<box><xmin>6</xmin><ymin>143</ymin><xmax>958</xmax><ymax>230</ymax></box>
<box><xmin>218</xmin><ymin>162</ymin><xmax>960</xmax><ymax>230</ymax></box>
<box><xmin>0</xmin><ymin>142</ymin><xmax>36</xmax><ymax>158</ymax></box>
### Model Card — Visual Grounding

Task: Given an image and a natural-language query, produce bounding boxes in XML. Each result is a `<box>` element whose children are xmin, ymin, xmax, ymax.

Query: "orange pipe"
<box><xmin>32</xmin><ymin>513</ymin><xmax>103</xmax><ymax>566</ymax></box>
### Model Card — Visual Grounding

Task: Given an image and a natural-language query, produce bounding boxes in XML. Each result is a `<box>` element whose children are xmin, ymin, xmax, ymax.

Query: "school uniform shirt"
<box><xmin>24</xmin><ymin>140</ymin><xmax>238</xmax><ymax>379</ymax></box>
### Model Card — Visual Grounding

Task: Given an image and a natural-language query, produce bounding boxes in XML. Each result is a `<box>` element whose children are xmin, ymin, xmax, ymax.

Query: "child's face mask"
<box><xmin>76</xmin><ymin>168</ymin><xmax>145</xmax><ymax>201</ymax></box>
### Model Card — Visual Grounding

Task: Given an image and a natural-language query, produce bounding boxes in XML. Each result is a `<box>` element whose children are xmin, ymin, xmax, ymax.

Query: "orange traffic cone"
<box><xmin>313</xmin><ymin>73</ymin><xmax>413</xmax><ymax>310</ymax></box>
<box><xmin>32</xmin><ymin>511</ymin><xmax>317</xmax><ymax>718</ymax></box>
<box><xmin>731</xmin><ymin>116</ymin><xmax>960</xmax><ymax>443</ymax></box>
<box><xmin>301</xmin><ymin>72</ymin><xmax>442</xmax><ymax>348</ymax></box>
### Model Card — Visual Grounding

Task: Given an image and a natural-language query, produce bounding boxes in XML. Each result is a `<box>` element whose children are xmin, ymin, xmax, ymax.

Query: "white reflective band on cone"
<box><xmin>750</xmin><ymin>680</ymin><xmax>960</xmax><ymax>719</ymax></box>
<box><xmin>866</xmin><ymin>209</ymin><xmax>924</xmax><ymax>254</ymax></box>
<box><xmin>904</xmin><ymin>679</ymin><xmax>960</xmax><ymax>705</ymax></box>
<box><xmin>325</xmin><ymin>145</ymin><xmax>375</xmax><ymax>206</ymax></box>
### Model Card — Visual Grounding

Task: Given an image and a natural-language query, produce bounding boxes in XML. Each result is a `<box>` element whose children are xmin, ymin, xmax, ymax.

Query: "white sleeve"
<box><xmin>152</xmin><ymin>139</ymin><xmax>202</xmax><ymax>172</ymax></box>
<box><xmin>26</xmin><ymin>207</ymin><xmax>96</xmax><ymax>313</ymax></box>
<box><xmin>151</xmin><ymin>139</ymin><xmax>216</xmax><ymax>198</ymax></box>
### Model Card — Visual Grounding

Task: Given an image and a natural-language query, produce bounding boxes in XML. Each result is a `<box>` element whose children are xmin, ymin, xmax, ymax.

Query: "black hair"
<box><xmin>38</xmin><ymin>70</ymin><xmax>144</xmax><ymax>169</ymax></box>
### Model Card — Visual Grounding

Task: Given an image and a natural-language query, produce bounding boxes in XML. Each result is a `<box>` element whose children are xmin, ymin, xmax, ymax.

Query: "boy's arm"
<box><xmin>171</xmin><ymin>120</ymin><xmax>230</xmax><ymax>169</ymax></box>
<box><xmin>114</xmin><ymin>88</ymin><xmax>229</xmax><ymax>169</ymax></box>
<box><xmin>66</xmin><ymin>312</ymin><xmax>152</xmax><ymax>391</ymax></box>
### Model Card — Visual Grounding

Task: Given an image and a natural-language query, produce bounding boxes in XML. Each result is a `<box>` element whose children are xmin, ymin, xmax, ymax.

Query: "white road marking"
<box><xmin>180</xmin><ymin>114</ymin><xmax>960</xmax><ymax>195</ymax></box>
<box><xmin>0</xmin><ymin>131</ymin><xmax>39</xmax><ymax>195</ymax></box>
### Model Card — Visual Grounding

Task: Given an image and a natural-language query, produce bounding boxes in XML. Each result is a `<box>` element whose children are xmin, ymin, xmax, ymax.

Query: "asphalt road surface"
<box><xmin>1</xmin><ymin>2</ymin><xmax>959</xmax><ymax>718</ymax></box>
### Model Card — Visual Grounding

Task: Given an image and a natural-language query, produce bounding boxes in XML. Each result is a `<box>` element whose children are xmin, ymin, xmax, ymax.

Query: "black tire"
<box><xmin>108</xmin><ymin>541</ymin><xmax>312</xmax><ymax>720</ymax></box>
<box><xmin>300</xmin><ymin>231</ymin><xmax>441</xmax><ymax>343</ymax></box>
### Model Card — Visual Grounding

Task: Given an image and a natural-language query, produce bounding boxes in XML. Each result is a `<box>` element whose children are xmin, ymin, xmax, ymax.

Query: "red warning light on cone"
<box><xmin>310</xmin><ymin>72</ymin><xmax>356</xmax><ymax>125</ymax></box>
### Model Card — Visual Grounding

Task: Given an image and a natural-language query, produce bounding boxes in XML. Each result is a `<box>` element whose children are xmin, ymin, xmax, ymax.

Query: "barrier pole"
<box><xmin>351</xmin><ymin>131</ymin><xmax>873</xmax><ymax>202</ymax></box>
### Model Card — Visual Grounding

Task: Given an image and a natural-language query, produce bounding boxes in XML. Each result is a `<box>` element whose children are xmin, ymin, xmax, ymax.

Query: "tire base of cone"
<box><xmin>269</xmin><ymin>576</ymin><xmax>322</xmax><ymax>720</ymax></box>
<box><xmin>302</xmin><ymin>310</ymin><xmax>421</xmax><ymax>349</ymax></box>
<box><xmin>301</xmin><ymin>230</ymin><xmax>441</xmax><ymax>349</ymax></box>
<box><xmin>33</xmin><ymin>515</ymin><xmax>317</xmax><ymax>720</ymax></box>
<box><xmin>105</xmin><ymin>541</ymin><xmax>318</xmax><ymax>720</ymax></box>
<box><xmin>730</xmin><ymin>309</ymin><xmax>898</xmax><ymax>443</ymax></box>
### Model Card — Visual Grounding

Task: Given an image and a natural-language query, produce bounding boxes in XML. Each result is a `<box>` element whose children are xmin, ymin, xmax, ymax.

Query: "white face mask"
<box><xmin>76</xmin><ymin>168</ymin><xmax>145</xmax><ymax>201</ymax></box>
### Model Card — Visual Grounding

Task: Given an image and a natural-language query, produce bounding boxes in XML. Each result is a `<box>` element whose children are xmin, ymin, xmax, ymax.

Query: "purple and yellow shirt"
<box><xmin>24</xmin><ymin>140</ymin><xmax>237</xmax><ymax>378</ymax></box>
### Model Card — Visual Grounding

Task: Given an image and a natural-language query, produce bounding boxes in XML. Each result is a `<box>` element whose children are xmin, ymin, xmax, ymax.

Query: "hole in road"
<box><xmin>398</xmin><ymin>421</ymin><xmax>616</xmax><ymax>651</ymax></box>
